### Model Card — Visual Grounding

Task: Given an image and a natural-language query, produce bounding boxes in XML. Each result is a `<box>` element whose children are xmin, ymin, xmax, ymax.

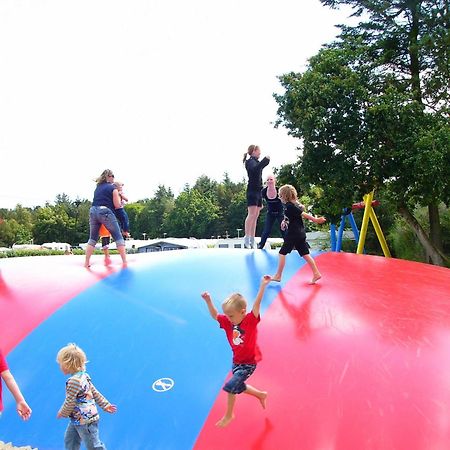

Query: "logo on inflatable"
<box><xmin>152</xmin><ymin>377</ymin><xmax>175</xmax><ymax>392</ymax></box>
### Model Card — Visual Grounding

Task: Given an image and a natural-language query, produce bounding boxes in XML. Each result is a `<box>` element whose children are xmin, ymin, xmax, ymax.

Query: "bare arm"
<box><xmin>302</xmin><ymin>211</ymin><xmax>326</xmax><ymax>224</ymax></box>
<box><xmin>2</xmin><ymin>370</ymin><xmax>32</xmax><ymax>420</ymax></box>
<box><xmin>252</xmin><ymin>275</ymin><xmax>272</xmax><ymax>318</ymax></box>
<box><xmin>201</xmin><ymin>292</ymin><xmax>219</xmax><ymax>320</ymax></box>
<box><xmin>120</xmin><ymin>192</ymin><xmax>129</xmax><ymax>202</ymax></box>
<box><xmin>112</xmin><ymin>189</ymin><xmax>122</xmax><ymax>209</ymax></box>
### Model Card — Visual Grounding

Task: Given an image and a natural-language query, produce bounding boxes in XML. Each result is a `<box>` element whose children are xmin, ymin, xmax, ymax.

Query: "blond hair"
<box><xmin>95</xmin><ymin>169</ymin><xmax>114</xmax><ymax>185</ymax></box>
<box><xmin>222</xmin><ymin>293</ymin><xmax>247</xmax><ymax>312</ymax></box>
<box><xmin>242</xmin><ymin>144</ymin><xmax>259</xmax><ymax>164</ymax></box>
<box><xmin>278</xmin><ymin>184</ymin><xmax>299</xmax><ymax>203</ymax></box>
<box><xmin>56</xmin><ymin>343</ymin><xmax>87</xmax><ymax>373</ymax></box>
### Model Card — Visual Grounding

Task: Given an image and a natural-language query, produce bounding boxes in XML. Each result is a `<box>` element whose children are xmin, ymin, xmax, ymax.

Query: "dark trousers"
<box><xmin>115</xmin><ymin>208</ymin><xmax>130</xmax><ymax>233</ymax></box>
<box><xmin>259</xmin><ymin>212</ymin><xmax>285</xmax><ymax>248</ymax></box>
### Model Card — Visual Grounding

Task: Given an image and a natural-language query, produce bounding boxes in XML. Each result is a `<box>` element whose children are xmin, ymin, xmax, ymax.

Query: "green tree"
<box><xmin>0</xmin><ymin>218</ymin><xmax>32</xmax><ymax>247</ymax></box>
<box><xmin>164</xmin><ymin>187</ymin><xmax>220</xmax><ymax>238</ymax></box>
<box><xmin>33</xmin><ymin>206</ymin><xmax>75</xmax><ymax>244</ymax></box>
<box><xmin>133</xmin><ymin>186</ymin><xmax>175</xmax><ymax>238</ymax></box>
<box><xmin>275</xmin><ymin>0</ymin><xmax>449</xmax><ymax>265</ymax></box>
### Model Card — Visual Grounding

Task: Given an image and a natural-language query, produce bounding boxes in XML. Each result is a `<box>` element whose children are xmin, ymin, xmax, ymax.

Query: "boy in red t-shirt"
<box><xmin>201</xmin><ymin>275</ymin><xmax>271</xmax><ymax>427</ymax></box>
<box><xmin>0</xmin><ymin>348</ymin><xmax>32</xmax><ymax>420</ymax></box>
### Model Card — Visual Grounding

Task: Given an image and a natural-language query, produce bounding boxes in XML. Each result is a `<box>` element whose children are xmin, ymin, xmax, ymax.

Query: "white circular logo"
<box><xmin>152</xmin><ymin>377</ymin><xmax>175</xmax><ymax>392</ymax></box>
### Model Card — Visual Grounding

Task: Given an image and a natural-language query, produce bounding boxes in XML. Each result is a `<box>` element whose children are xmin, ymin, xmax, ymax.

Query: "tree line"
<box><xmin>1</xmin><ymin>0</ymin><xmax>448</xmax><ymax>266</ymax></box>
<box><xmin>0</xmin><ymin>174</ymin><xmax>273</xmax><ymax>247</ymax></box>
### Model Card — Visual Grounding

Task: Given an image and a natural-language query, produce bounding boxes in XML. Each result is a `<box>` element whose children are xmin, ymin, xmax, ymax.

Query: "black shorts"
<box><xmin>279</xmin><ymin>237</ymin><xmax>310</xmax><ymax>256</ymax></box>
<box><xmin>246</xmin><ymin>189</ymin><xmax>262</xmax><ymax>207</ymax></box>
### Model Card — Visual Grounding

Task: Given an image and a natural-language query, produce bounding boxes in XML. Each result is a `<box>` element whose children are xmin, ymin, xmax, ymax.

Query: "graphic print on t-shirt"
<box><xmin>232</xmin><ymin>325</ymin><xmax>244</xmax><ymax>345</ymax></box>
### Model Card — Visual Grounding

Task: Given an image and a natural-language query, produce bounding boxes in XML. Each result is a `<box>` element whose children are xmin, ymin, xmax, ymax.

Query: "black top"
<box><xmin>262</xmin><ymin>187</ymin><xmax>283</xmax><ymax>215</ymax></box>
<box><xmin>245</xmin><ymin>156</ymin><xmax>270</xmax><ymax>191</ymax></box>
<box><xmin>284</xmin><ymin>202</ymin><xmax>306</xmax><ymax>239</ymax></box>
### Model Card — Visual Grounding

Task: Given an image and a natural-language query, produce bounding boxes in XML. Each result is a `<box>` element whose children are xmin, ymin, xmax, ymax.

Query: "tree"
<box><xmin>133</xmin><ymin>186</ymin><xmax>175</xmax><ymax>238</ymax></box>
<box><xmin>33</xmin><ymin>206</ymin><xmax>75</xmax><ymax>244</ymax></box>
<box><xmin>274</xmin><ymin>0</ymin><xmax>449</xmax><ymax>265</ymax></box>
<box><xmin>164</xmin><ymin>187</ymin><xmax>220</xmax><ymax>238</ymax></box>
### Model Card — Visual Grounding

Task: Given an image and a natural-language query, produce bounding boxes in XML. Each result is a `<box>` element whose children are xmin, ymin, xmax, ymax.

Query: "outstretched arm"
<box><xmin>252</xmin><ymin>275</ymin><xmax>272</xmax><ymax>318</ymax></box>
<box><xmin>302</xmin><ymin>212</ymin><xmax>326</xmax><ymax>224</ymax></box>
<box><xmin>2</xmin><ymin>370</ymin><xmax>32</xmax><ymax>420</ymax></box>
<box><xmin>201</xmin><ymin>292</ymin><xmax>219</xmax><ymax>320</ymax></box>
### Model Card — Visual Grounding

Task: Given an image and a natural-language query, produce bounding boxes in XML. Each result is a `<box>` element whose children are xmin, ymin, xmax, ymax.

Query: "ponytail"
<box><xmin>243</xmin><ymin>144</ymin><xmax>258</xmax><ymax>164</ymax></box>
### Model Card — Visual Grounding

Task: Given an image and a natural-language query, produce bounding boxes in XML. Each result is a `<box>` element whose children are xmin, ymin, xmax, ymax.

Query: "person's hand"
<box><xmin>316</xmin><ymin>216</ymin><xmax>326</xmax><ymax>224</ymax></box>
<box><xmin>201</xmin><ymin>292</ymin><xmax>212</xmax><ymax>302</ymax></box>
<box><xmin>280</xmin><ymin>220</ymin><xmax>288</xmax><ymax>231</ymax></box>
<box><xmin>261</xmin><ymin>275</ymin><xmax>272</xmax><ymax>286</ymax></box>
<box><xmin>106</xmin><ymin>404</ymin><xmax>117</xmax><ymax>414</ymax></box>
<box><xmin>57</xmin><ymin>411</ymin><xmax>63</xmax><ymax>419</ymax></box>
<box><xmin>17</xmin><ymin>400</ymin><xmax>32</xmax><ymax>420</ymax></box>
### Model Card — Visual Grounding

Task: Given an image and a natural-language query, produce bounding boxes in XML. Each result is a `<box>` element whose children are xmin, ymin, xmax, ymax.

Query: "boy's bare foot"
<box><xmin>308</xmin><ymin>274</ymin><xmax>322</xmax><ymax>284</ymax></box>
<box><xmin>84</xmin><ymin>263</ymin><xmax>91</xmax><ymax>268</ymax></box>
<box><xmin>104</xmin><ymin>257</ymin><xmax>112</xmax><ymax>266</ymax></box>
<box><xmin>259</xmin><ymin>391</ymin><xmax>268</xmax><ymax>409</ymax></box>
<box><xmin>216</xmin><ymin>414</ymin><xmax>235</xmax><ymax>428</ymax></box>
<box><xmin>271</xmin><ymin>275</ymin><xmax>281</xmax><ymax>282</ymax></box>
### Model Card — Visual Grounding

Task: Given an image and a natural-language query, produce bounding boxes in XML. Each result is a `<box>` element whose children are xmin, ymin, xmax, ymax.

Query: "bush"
<box><xmin>0</xmin><ymin>248</ymin><xmax>120</xmax><ymax>258</ymax></box>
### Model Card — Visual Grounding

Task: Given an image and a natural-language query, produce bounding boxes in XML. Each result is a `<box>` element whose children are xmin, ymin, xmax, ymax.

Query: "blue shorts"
<box><xmin>87</xmin><ymin>206</ymin><xmax>125</xmax><ymax>248</ymax></box>
<box><xmin>223</xmin><ymin>363</ymin><xmax>256</xmax><ymax>394</ymax></box>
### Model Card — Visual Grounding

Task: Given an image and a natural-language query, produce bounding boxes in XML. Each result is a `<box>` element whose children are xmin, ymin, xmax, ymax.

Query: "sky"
<box><xmin>0</xmin><ymin>0</ymin><xmax>356</xmax><ymax>209</ymax></box>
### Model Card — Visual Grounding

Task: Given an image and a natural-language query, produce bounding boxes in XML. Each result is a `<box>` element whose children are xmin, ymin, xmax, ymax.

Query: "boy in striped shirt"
<box><xmin>56</xmin><ymin>343</ymin><xmax>116</xmax><ymax>450</ymax></box>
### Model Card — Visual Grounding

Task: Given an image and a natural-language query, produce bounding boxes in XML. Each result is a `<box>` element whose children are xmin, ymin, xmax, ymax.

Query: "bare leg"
<box><xmin>103</xmin><ymin>248</ymin><xmax>111</xmax><ymax>266</ymax></box>
<box><xmin>250</xmin><ymin>207</ymin><xmax>262</xmax><ymax>240</ymax></box>
<box><xmin>244</xmin><ymin>384</ymin><xmax>267</xmax><ymax>409</ymax></box>
<box><xmin>271</xmin><ymin>254</ymin><xmax>286</xmax><ymax>282</ymax></box>
<box><xmin>84</xmin><ymin>244</ymin><xmax>95</xmax><ymax>268</ymax></box>
<box><xmin>216</xmin><ymin>393</ymin><xmax>236</xmax><ymax>428</ymax></box>
<box><xmin>118</xmin><ymin>245</ymin><xmax>127</xmax><ymax>266</ymax></box>
<box><xmin>244</xmin><ymin>206</ymin><xmax>260</xmax><ymax>248</ymax></box>
<box><xmin>303</xmin><ymin>254</ymin><xmax>321</xmax><ymax>284</ymax></box>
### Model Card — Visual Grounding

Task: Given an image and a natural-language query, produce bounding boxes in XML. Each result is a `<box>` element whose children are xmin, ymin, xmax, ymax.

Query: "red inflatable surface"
<box><xmin>195</xmin><ymin>252</ymin><xmax>450</xmax><ymax>450</ymax></box>
<box><xmin>0</xmin><ymin>255</ymin><xmax>120</xmax><ymax>353</ymax></box>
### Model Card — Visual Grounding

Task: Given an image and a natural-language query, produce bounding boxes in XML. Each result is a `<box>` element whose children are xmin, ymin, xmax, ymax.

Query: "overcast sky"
<box><xmin>0</xmin><ymin>0</ymin><xmax>355</xmax><ymax>209</ymax></box>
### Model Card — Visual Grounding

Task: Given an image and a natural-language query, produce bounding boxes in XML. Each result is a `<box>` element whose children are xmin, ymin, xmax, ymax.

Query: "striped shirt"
<box><xmin>58</xmin><ymin>371</ymin><xmax>110</xmax><ymax>425</ymax></box>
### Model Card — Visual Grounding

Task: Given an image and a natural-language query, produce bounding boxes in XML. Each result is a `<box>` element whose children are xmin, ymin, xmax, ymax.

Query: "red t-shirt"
<box><xmin>217</xmin><ymin>312</ymin><xmax>262</xmax><ymax>364</ymax></box>
<box><xmin>0</xmin><ymin>349</ymin><xmax>9</xmax><ymax>412</ymax></box>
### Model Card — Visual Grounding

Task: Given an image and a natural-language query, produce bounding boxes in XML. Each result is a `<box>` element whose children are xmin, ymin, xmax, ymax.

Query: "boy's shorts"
<box><xmin>279</xmin><ymin>237</ymin><xmax>310</xmax><ymax>256</ymax></box>
<box><xmin>223</xmin><ymin>363</ymin><xmax>256</xmax><ymax>394</ymax></box>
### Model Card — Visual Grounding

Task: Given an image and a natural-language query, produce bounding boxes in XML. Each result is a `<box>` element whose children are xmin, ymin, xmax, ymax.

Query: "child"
<box><xmin>99</xmin><ymin>224</ymin><xmax>112</xmax><ymax>266</ymax></box>
<box><xmin>56</xmin><ymin>343</ymin><xmax>117</xmax><ymax>450</ymax></box>
<box><xmin>113</xmin><ymin>181</ymin><xmax>130</xmax><ymax>238</ymax></box>
<box><xmin>0</xmin><ymin>348</ymin><xmax>32</xmax><ymax>420</ymax></box>
<box><xmin>200</xmin><ymin>275</ymin><xmax>271</xmax><ymax>428</ymax></box>
<box><xmin>271</xmin><ymin>184</ymin><xmax>326</xmax><ymax>284</ymax></box>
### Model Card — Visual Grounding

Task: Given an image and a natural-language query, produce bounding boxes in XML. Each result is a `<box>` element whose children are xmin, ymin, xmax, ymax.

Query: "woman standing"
<box><xmin>258</xmin><ymin>174</ymin><xmax>285</xmax><ymax>249</ymax></box>
<box><xmin>84</xmin><ymin>169</ymin><xmax>127</xmax><ymax>268</ymax></box>
<box><xmin>243</xmin><ymin>145</ymin><xmax>270</xmax><ymax>249</ymax></box>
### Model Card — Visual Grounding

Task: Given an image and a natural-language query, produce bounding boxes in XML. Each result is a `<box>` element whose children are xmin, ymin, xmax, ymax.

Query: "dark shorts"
<box><xmin>279</xmin><ymin>236</ymin><xmax>310</xmax><ymax>256</ymax></box>
<box><xmin>246</xmin><ymin>189</ymin><xmax>262</xmax><ymax>207</ymax></box>
<box><xmin>223</xmin><ymin>363</ymin><xmax>257</xmax><ymax>394</ymax></box>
